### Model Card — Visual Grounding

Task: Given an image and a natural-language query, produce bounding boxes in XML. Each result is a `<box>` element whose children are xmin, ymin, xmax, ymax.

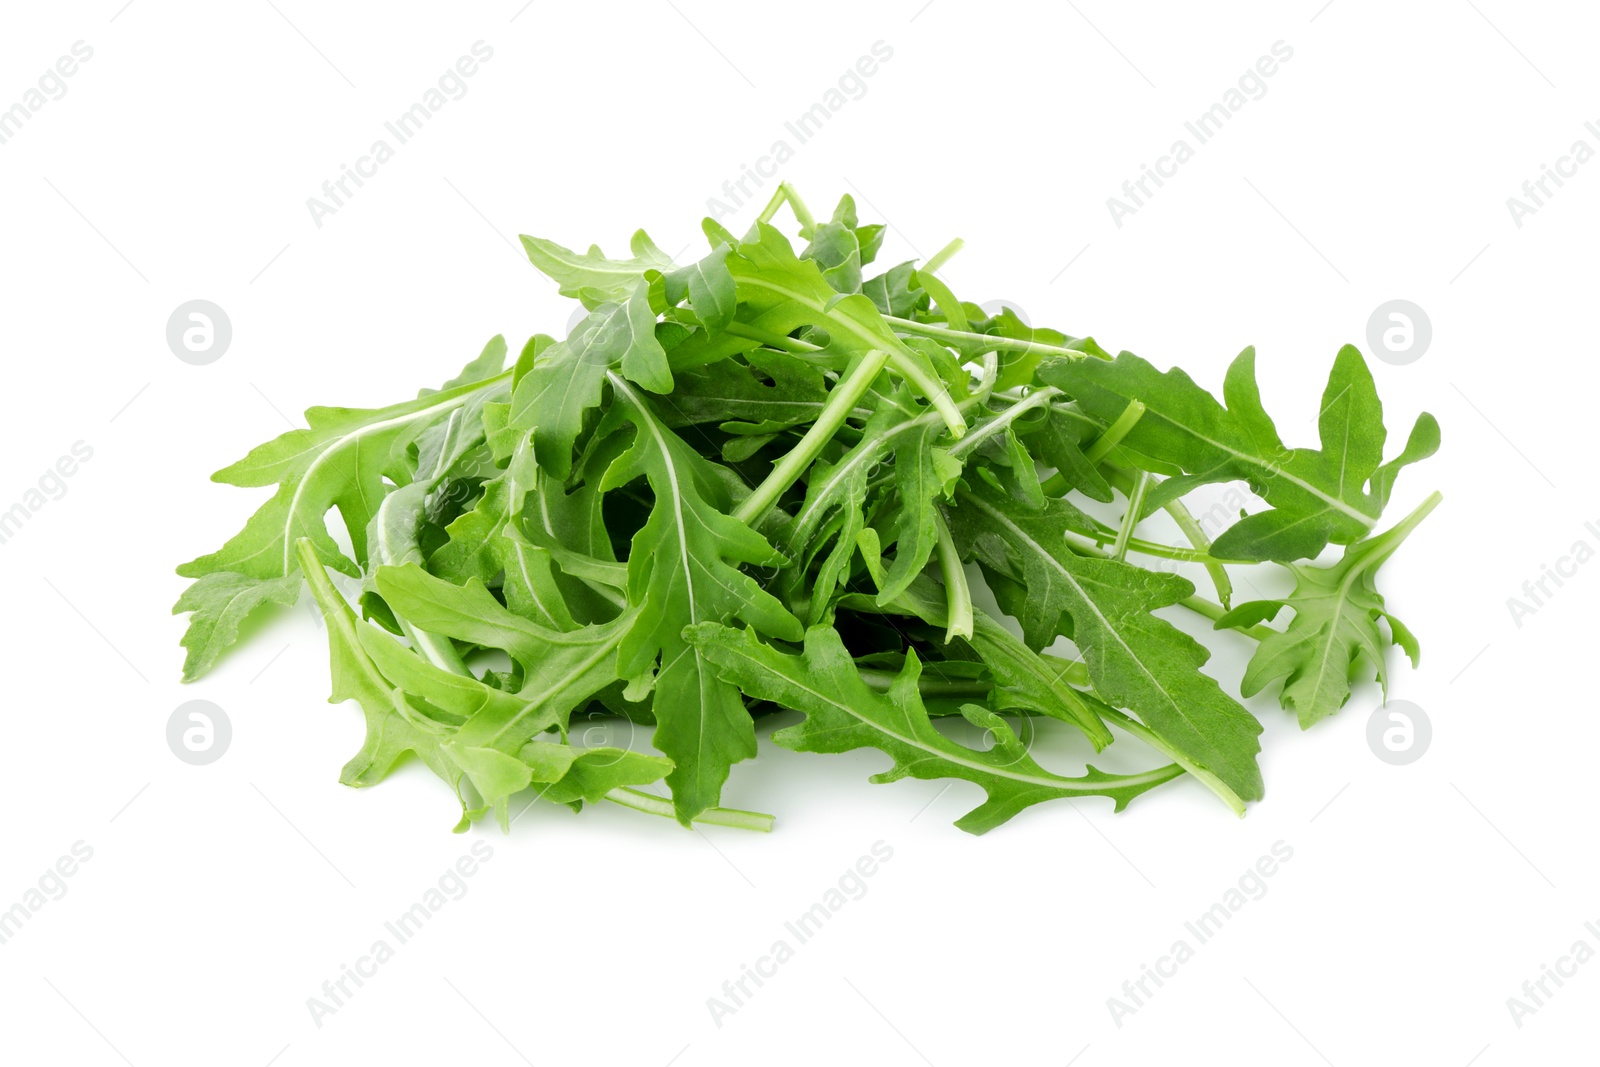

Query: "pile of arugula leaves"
<box><xmin>174</xmin><ymin>185</ymin><xmax>1441</xmax><ymax>834</ymax></box>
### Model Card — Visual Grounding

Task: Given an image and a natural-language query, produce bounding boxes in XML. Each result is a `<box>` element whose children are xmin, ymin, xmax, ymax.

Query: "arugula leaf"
<box><xmin>947</xmin><ymin>484</ymin><xmax>1265</xmax><ymax>803</ymax></box>
<box><xmin>374</xmin><ymin>562</ymin><xmax>641</xmax><ymax>819</ymax></box>
<box><xmin>174</xmin><ymin>370</ymin><xmax>510</xmax><ymax>678</ymax></box>
<box><xmin>519</xmin><ymin>229</ymin><xmax>675</xmax><ymax>300</ymax></box>
<box><xmin>654</xmin><ymin>349</ymin><xmax>833</xmax><ymax>432</ymax></box>
<box><xmin>172</xmin><ymin>572</ymin><xmax>302</xmax><ymax>682</ymax></box>
<box><xmin>1221</xmin><ymin>492</ymin><xmax>1440</xmax><ymax>727</ymax></box>
<box><xmin>800</xmin><ymin>194</ymin><xmax>866</xmax><ymax>294</ymax></box>
<box><xmin>366</xmin><ymin>392</ymin><xmax>500</xmax><ymax>671</ymax></box>
<box><xmin>773</xmin><ymin>384</ymin><xmax>976</xmax><ymax>616</ymax></box>
<box><xmin>184</xmin><ymin>376</ymin><xmax>511</xmax><ymax>582</ymax></box>
<box><xmin>1042</xmin><ymin>345</ymin><xmax>1438</xmax><ymax>560</ymax></box>
<box><xmin>602</xmin><ymin>374</ymin><xmax>804</xmax><ymax>822</ymax></box>
<box><xmin>518</xmin><ymin>742</ymin><xmax>673</xmax><ymax>807</ymax></box>
<box><xmin>296</xmin><ymin>542</ymin><xmax>471</xmax><ymax>816</ymax></box>
<box><xmin>688</xmin><ymin>623</ymin><xmax>1184</xmax><ymax>834</ymax></box>
<box><xmin>509</xmin><ymin>277</ymin><xmax>672</xmax><ymax>480</ymax></box>
<box><xmin>841</xmin><ymin>576</ymin><xmax>1113</xmax><ymax>750</ymax></box>
<box><xmin>862</xmin><ymin>261</ymin><xmax>926</xmax><ymax>319</ymax></box>
<box><xmin>877</xmin><ymin>422</ymin><xmax>962</xmax><ymax>603</ymax></box>
<box><xmin>724</xmin><ymin>222</ymin><xmax>966</xmax><ymax>436</ymax></box>
<box><xmin>663</xmin><ymin>243</ymin><xmax>737</xmax><ymax>332</ymax></box>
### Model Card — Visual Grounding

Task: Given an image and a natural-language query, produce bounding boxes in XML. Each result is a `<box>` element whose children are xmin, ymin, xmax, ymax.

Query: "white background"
<box><xmin>0</xmin><ymin>1</ymin><xmax>1593</xmax><ymax>1063</ymax></box>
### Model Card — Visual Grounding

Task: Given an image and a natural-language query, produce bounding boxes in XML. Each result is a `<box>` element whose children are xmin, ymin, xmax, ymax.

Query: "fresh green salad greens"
<box><xmin>174</xmin><ymin>184</ymin><xmax>1441</xmax><ymax>834</ymax></box>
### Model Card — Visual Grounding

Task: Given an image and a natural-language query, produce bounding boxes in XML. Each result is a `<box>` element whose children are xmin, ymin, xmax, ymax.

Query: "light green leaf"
<box><xmin>663</xmin><ymin>243</ymin><xmax>737</xmax><ymax>332</ymax></box>
<box><xmin>519</xmin><ymin>229</ymin><xmax>675</xmax><ymax>300</ymax></box>
<box><xmin>509</xmin><ymin>278</ymin><xmax>670</xmax><ymax>479</ymax></box>
<box><xmin>174</xmin><ymin>373</ymin><xmax>509</xmax><ymax>679</ymax></box>
<box><xmin>172</xmin><ymin>572</ymin><xmax>301</xmax><ymax>681</ymax></box>
<box><xmin>295</xmin><ymin>541</ymin><xmax>470</xmax><ymax>816</ymax></box>
<box><xmin>518</xmin><ymin>743</ymin><xmax>673</xmax><ymax>807</ymax></box>
<box><xmin>1227</xmin><ymin>492</ymin><xmax>1440</xmax><ymax>727</ymax></box>
<box><xmin>422</xmin><ymin>334</ymin><xmax>508</xmax><ymax>396</ymax></box>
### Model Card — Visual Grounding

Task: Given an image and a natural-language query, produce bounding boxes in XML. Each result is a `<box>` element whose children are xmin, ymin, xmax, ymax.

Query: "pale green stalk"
<box><xmin>734</xmin><ymin>348</ymin><xmax>894</xmax><ymax>526</ymax></box>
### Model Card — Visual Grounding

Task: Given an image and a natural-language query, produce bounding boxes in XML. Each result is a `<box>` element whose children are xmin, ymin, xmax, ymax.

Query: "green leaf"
<box><xmin>688</xmin><ymin>623</ymin><xmax>1184</xmax><ymax>834</ymax></box>
<box><xmin>877</xmin><ymin>423</ymin><xmax>962</xmax><ymax>603</ymax></box>
<box><xmin>663</xmin><ymin>243</ymin><xmax>737</xmax><ymax>332</ymax></box>
<box><xmin>842</xmin><ymin>575</ymin><xmax>1113</xmax><ymax>750</ymax></box>
<box><xmin>727</xmin><ymin>223</ymin><xmax>903</xmax><ymax>356</ymax></box>
<box><xmin>509</xmin><ymin>278</ymin><xmax>671</xmax><ymax>479</ymax></box>
<box><xmin>655</xmin><ymin>349</ymin><xmax>833</xmax><ymax>432</ymax></box>
<box><xmin>375</xmin><ymin>562</ymin><xmax>642</xmax><ymax>817</ymax></box>
<box><xmin>724</xmin><ymin>222</ymin><xmax>964</xmax><ymax>436</ymax></box>
<box><xmin>518</xmin><ymin>743</ymin><xmax>673</xmax><ymax>807</ymax></box>
<box><xmin>1370</xmin><ymin>412</ymin><xmax>1442</xmax><ymax>511</ymax></box>
<box><xmin>423</xmin><ymin>334</ymin><xmax>508</xmax><ymax>396</ymax></box>
<box><xmin>1042</xmin><ymin>345</ymin><xmax>1437</xmax><ymax>561</ymax></box>
<box><xmin>603</xmin><ymin>374</ymin><xmax>804</xmax><ymax>822</ymax></box>
<box><xmin>862</xmin><ymin>261</ymin><xmax>926</xmax><ymax>319</ymax></box>
<box><xmin>174</xmin><ymin>374</ymin><xmax>509</xmax><ymax>679</ymax></box>
<box><xmin>429</xmin><ymin>478</ymin><xmax>579</xmax><ymax>631</ymax></box>
<box><xmin>777</xmin><ymin>385</ymin><xmax>967</xmax><ymax>613</ymax></box>
<box><xmin>947</xmin><ymin>484</ymin><xmax>1264</xmax><ymax>803</ymax></box>
<box><xmin>520</xmin><ymin>229</ymin><xmax>675</xmax><ymax>300</ymax></box>
<box><xmin>1230</xmin><ymin>492</ymin><xmax>1440</xmax><ymax>727</ymax></box>
<box><xmin>1037</xmin><ymin>406</ymin><xmax>1114</xmax><ymax>502</ymax></box>
<box><xmin>984</xmin><ymin>307</ymin><xmax>1067</xmax><ymax>392</ymax></box>
<box><xmin>181</xmin><ymin>382</ymin><xmax>502</xmax><ymax>582</ymax></box>
<box><xmin>369</xmin><ymin>399</ymin><xmax>493</xmax><ymax>574</ymax></box>
<box><xmin>172</xmin><ymin>572</ymin><xmax>301</xmax><ymax>681</ymax></box>
<box><xmin>376</xmin><ymin>563</ymin><xmax>613</xmax><ymax>683</ymax></box>
<box><xmin>800</xmin><ymin>195</ymin><xmax>864</xmax><ymax>294</ymax></box>
<box><xmin>295</xmin><ymin>542</ymin><xmax>470</xmax><ymax>817</ymax></box>
<box><xmin>512</xmin><ymin>333</ymin><xmax>558</xmax><ymax>391</ymax></box>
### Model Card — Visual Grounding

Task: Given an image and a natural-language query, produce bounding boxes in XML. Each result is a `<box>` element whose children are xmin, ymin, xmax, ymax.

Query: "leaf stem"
<box><xmin>1099</xmin><ymin>464</ymin><xmax>1234</xmax><ymax>607</ymax></box>
<box><xmin>1083</xmin><ymin>399</ymin><xmax>1146</xmax><ymax>465</ymax></box>
<box><xmin>604</xmin><ymin>786</ymin><xmax>775</xmax><ymax>832</ymax></box>
<box><xmin>757</xmin><ymin>181</ymin><xmax>816</xmax><ymax>238</ymax></box>
<box><xmin>933</xmin><ymin>510</ymin><xmax>974</xmax><ymax>642</ymax></box>
<box><xmin>884</xmin><ymin>315</ymin><xmax>1111</xmax><ymax>361</ymax></box>
<box><xmin>946</xmin><ymin>387</ymin><xmax>1061</xmax><ymax>460</ymax></box>
<box><xmin>1161</xmin><ymin>495</ymin><xmax>1234</xmax><ymax>610</ymax></box>
<box><xmin>1068</xmin><ymin>529</ymin><xmax>1224</xmax><ymax>564</ymax></box>
<box><xmin>755</xmin><ymin>184</ymin><xmax>789</xmax><ymax>225</ymax></box>
<box><xmin>1038</xmin><ymin>399</ymin><xmax>1147</xmax><ymax>498</ymax></box>
<box><xmin>734</xmin><ymin>348</ymin><xmax>894</xmax><ymax>527</ymax></box>
<box><xmin>1112</xmin><ymin>472</ymin><xmax>1151</xmax><ymax>562</ymax></box>
<box><xmin>1171</xmin><ymin>590</ymin><xmax>1276</xmax><ymax>642</ymax></box>
<box><xmin>732</xmin><ymin>278</ymin><xmax>966</xmax><ymax>438</ymax></box>
<box><xmin>783</xmin><ymin>183</ymin><xmax>817</xmax><ymax>237</ymax></box>
<box><xmin>913</xmin><ymin>268</ymin><xmax>969</xmax><ymax>333</ymax></box>
<box><xmin>1356</xmin><ymin>490</ymin><xmax>1443</xmax><ymax>569</ymax></box>
<box><xmin>921</xmin><ymin>238</ymin><xmax>965</xmax><ymax>275</ymax></box>
<box><xmin>887</xmin><ymin>351</ymin><xmax>967</xmax><ymax>440</ymax></box>
<box><xmin>723</xmin><ymin>321</ymin><xmax>824</xmax><ymax>354</ymax></box>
